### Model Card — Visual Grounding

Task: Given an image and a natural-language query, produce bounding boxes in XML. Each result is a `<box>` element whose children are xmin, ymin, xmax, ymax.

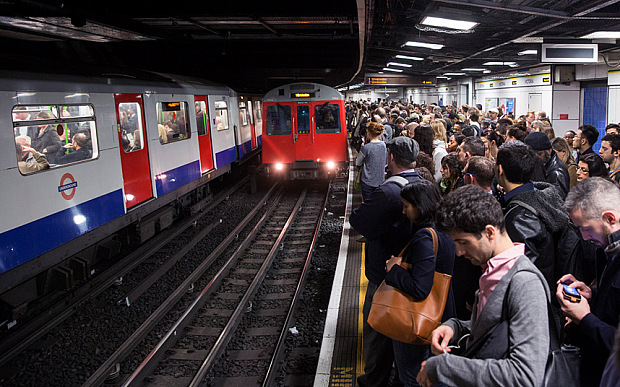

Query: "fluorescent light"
<box><xmin>581</xmin><ymin>31</ymin><xmax>620</xmax><ymax>39</ymax></box>
<box><xmin>483</xmin><ymin>70</ymin><xmax>491</xmax><ymax>74</ymax></box>
<box><xmin>388</xmin><ymin>62</ymin><xmax>412</xmax><ymax>67</ymax></box>
<box><xmin>444</xmin><ymin>73</ymin><xmax>465</xmax><ymax>76</ymax></box>
<box><xmin>395</xmin><ymin>55</ymin><xmax>424</xmax><ymax>61</ymax></box>
<box><xmin>483</xmin><ymin>61</ymin><xmax>516</xmax><ymax>65</ymax></box>
<box><xmin>518</xmin><ymin>50</ymin><xmax>538</xmax><ymax>55</ymax></box>
<box><xmin>421</xmin><ymin>16</ymin><xmax>478</xmax><ymax>31</ymax></box>
<box><xmin>383</xmin><ymin>67</ymin><xmax>403</xmax><ymax>72</ymax></box>
<box><xmin>509</xmin><ymin>63</ymin><xmax>519</xmax><ymax>67</ymax></box>
<box><xmin>436</xmin><ymin>76</ymin><xmax>449</xmax><ymax>79</ymax></box>
<box><xmin>404</xmin><ymin>41</ymin><xmax>444</xmax><ymax>50</ymax></box>
<box><xmin>461</xmin><ymin>68</ymin><xmax>487</xmax><ymax>71</ymax></box>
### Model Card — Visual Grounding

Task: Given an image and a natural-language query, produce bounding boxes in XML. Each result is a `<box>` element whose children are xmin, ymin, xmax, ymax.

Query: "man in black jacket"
<box><xmin>54</xmin><ymin>133</ymin><xmax>92</xmax><ymax>165</ymax></box>
<box><xmin>496</xmin><ymin>141</ymin><xmax>571</xmax><ymax>291</ymax></box>
<box><xmin>560</xmin><ymin>177</ymin><xmax>620</xmax><ymax>387</ymax></box>
<box><xmin>524</xmin><ymin>132</ymin><xmax>570</xmax><ymax>198</ymax></box>
<box><xmin>350</xmin><ymin>136</ymin><xmax>422</xmax><ymax>387</ymax></box>
<box><xmin>574</xmin><ymin>124</ymin><xmax>599</xmax><ymax>162</ymax></box>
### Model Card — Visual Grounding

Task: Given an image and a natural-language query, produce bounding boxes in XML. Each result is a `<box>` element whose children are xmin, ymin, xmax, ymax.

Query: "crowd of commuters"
<box><xmin>347</xmin><ymin>99</ymin><xmax>620</xmax><ymax>387</ymax></box>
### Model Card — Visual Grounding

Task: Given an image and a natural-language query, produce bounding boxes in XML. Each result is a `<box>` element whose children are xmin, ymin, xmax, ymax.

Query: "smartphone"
<box><xmin>562</xmin><ymin>284</ymin><xmax>581</xmax><ymax>303</ymax></box>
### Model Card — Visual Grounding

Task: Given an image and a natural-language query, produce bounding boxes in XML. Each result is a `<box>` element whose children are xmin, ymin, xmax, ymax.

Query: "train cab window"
<box><xmin>12</xmin><ymin>104</ymin><xmax>99</xmax><ymax>175</ymax></box>
<box><xmin>247</xmin><ymin>101</ymin><xmax>255</xmax><ymax>125</ymax></box>
<box><xmin>215</xmin><ymin>100</ymin><xmax>229</xmax><ymax>131</ymax></box>
<box><xmin>195</xmin><ymin>101</ymin><xmax>209</xmax><ymax>136</ymax></box>
<box><xmin>239</xmin><ymin>101</ymin><xmax>249</xmax><ymax>126</ymax></box>
<box><xmin>315</xmin><ymin>104</ymin><xmax>341</xmax><ymax>134</ymax></box>
<box><xmin>118</xmin><ymin>102</ymin><xmax>144</xmax><ymax>152</ymax></box>
<box><xmin>157</xmin><ymin>102</ymin><xmax>191</xmax><ymax>144</ymax></box>
<box><xmin>265</xmin><ymin>104</ymin><xmax>292</xmax><ymax>135</ymax></box>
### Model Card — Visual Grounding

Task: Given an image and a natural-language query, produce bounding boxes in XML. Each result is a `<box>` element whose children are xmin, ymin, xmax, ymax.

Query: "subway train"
<box><xmin>0</xmin><ymin>70</ymin><xmax>262</xmax><ymax>325</ymax></box>
<box><xmin>262</xmin><ymin>82</ymin><xmax>348</xmax><ymax>179</ymax></box>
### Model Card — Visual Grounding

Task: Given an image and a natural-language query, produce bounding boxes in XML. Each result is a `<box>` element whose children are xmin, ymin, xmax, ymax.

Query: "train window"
<box><xmin>118</xmin><ymin>102</ymin><xmax>144</xmax><ymax>152</ymax></box>
<box><xmin>12</xmin><ymin>104</ymin><xmax>99</xmax><ymax>174</ymax></box>
<box><xmin>265</xmin><ymin>104</ymin><xmax>292</xmax><ymax>135</ymax></box>
<box><xmin>157</xmin><ymin>102</ymin><xmax>192</xmax><ymax>145</ymax></box>
<box><xmin>315</xmin><ymin>104</ymin><xmax>341</xmax><ymax>134</ymax></box>
<box><xmin>247</xmin><ymin>101</ymin><xmax>255</xmax><ymax>125</ymax></box>
<box><xmin>239</xmin><ymin>102</ymin><xmax>248</xmax><ymax>126</ymax></box>
<box><xmin>195</xmin><ymin>101</ymin><xmax>209</xmax><ymax>136</ymax></box>
<box><xmin>254</xmin><ymin>101</ymin><xmax>263</xmax><ymax>122</ymax></box>
<box><xmin>215</xmin><ymin>100</ymin><xmax>229</xmax><ymax>131</ymax></box>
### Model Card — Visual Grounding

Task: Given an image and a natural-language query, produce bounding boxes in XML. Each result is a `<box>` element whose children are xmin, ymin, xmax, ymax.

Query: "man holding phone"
<box><xmin>416</xmin><ymin>185</ymin><xmax>550</xmax><ymax>387</ymax></box>
<box><xmin>559</xmin><ymin>177</ymin><xmax>620</xmax><ymax>387</ymax></box>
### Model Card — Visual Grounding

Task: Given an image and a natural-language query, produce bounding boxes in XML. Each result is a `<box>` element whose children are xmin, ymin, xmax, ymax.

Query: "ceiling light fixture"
<box><xmin>421</xmin><ymin>16</ymin><xmax>478</xmax><ymax>31</ymax></box>
<box><xmin>444</xmin><ymin>72</ymin><xmax>465</xmax><ymax>76</ymax></box>
<box><xmin>404</xmin><ymin>41</ymin><xmax>444</xmax><ymax>50</ymax></box>
<box><xmin>581</xmin><ymin>31</ymin><xmax>620</xmax><ymax>39</ymax></box>
<box><xmin>483</xmin><ymin>61</ymin><xmax>516</xmax><ymax>66</ymax></box>
<box><xmin>461</xmin><ymin>68</ymin><xmax>486</xmax><ymax>71</ymax></box>
<box><xmin>483</xmin><ymin>70</ymin><xmax>491</xmax><ymax>74</ymax></box>
<box><xmin>395</xmin><ymin>55</ymin><xmax>424</xmax><ymax>61</ymax></box>
<box><xmin>383</xmin><ymin>67</ymin><xmax>403</xmax><ymax>72</ymax></box>
<box><xmin>388</xmin><ymin>62</ymin><xmax>412</xmax><ymax>67</ymax></box>
<box><xmin>518</xmin><ymin>50</ymin><xmax>538</xmax><ymax>55</ymax></box>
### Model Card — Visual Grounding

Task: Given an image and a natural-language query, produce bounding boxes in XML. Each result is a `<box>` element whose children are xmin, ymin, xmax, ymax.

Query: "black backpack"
<box><xmin>509</xmin><ymin>200</ymin><xmax>587</xmax><ymax>281</ymax></box>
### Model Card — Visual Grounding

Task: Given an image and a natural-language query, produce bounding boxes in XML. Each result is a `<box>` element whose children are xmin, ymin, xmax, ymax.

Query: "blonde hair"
<box><xmin>430</xmin><ymin>120</ymin><xmax>447</xmax><ymax>143</ymax></box>
<box><xmin>158</xmin><ymin>124</ymin><xmax>167</xmax><ymax>143</ymax></box>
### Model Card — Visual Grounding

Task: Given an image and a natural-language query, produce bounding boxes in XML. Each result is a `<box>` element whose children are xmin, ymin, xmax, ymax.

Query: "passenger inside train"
<box><xmin>348</xmin><ymin>99</ymin><xmax>620</xmax><ymax>387</ymax></box>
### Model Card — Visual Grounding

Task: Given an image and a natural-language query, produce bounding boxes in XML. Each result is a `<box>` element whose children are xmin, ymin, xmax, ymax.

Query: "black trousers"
<box><xmin>357</xmin><ymin>280</ymin><xmax>395</xmax><ymax>387</ymax></box>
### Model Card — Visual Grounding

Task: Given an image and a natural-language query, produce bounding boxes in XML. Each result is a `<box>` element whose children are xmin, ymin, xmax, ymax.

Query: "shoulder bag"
<box><xmin>367</xmin><ymin>228</ymin><xmax>452</xmax><ymax>345</ymax></box>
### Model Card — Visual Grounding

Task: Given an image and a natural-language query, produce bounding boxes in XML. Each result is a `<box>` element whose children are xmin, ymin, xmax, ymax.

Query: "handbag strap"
<box><xmin>425</xmin><ymin>227</ymin><xmax>438</xmax><ymax>258</ymax></box>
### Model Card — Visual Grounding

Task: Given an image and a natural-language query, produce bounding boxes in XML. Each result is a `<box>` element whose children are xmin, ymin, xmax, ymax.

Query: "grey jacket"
<box><xmin>426</xmin><ymin>255</ymin><xmax>550</xmax><ymax>387</ymax></box>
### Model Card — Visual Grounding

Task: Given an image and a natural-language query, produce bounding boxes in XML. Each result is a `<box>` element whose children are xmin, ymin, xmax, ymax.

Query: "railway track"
<box><xmin>86</xmin><ymin>182</ymin><xmax>329</xmax><ymax>386</ymax></box>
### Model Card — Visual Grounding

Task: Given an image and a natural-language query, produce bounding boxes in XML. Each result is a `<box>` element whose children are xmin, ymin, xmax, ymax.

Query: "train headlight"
<box><xmin>327</xmin><ymin>161</ymin><xmax>335</xmax><ymax>169</ymax></box>
<box><xmin>275</xmin><ymin>163</ymin><xmax>284</xmax><ymax>171</ymax></box>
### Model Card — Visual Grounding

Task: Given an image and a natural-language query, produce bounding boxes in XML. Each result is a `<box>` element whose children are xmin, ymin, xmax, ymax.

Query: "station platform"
<box><xmin>314</xmin><ymin>158</ymin><xmax>367</xmax><ymax>387</ymax></box>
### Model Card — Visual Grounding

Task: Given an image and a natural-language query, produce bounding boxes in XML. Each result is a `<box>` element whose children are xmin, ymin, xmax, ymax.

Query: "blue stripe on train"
<box><xmin>215</xmin><ymin>147</ymin><xmax>237</xmax><ymax>168</ymax></box>
<box><xmin>257</xmin><ymin>135</ymin><xmax>262</xmax><ymax>148</ymax></box>
<box><xmin>155</xmin><ymin>160</ymin><xmax>201</xmax><ymax>197</ymax></box>
<box><xmin>0</xmin><ymin>189</ymin><xmax>125</xmax><ymax>275</ymax></box>
<box><xmin>237</xmin><ymin>140</ymin><xmax>253</xmax><ymax>158</ymax></box>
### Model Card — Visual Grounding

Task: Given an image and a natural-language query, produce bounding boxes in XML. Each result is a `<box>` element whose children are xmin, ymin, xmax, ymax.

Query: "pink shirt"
<box><xmin>476</xmin><ymin>243</ymin><xmax>525</xmax><ymax>317</ymax></box>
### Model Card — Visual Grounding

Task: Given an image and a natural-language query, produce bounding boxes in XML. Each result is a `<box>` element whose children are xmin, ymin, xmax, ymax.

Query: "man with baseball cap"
<box><xmin>487</xmin><ymin>108</ymin><xmax>499</xmax><ymax>123</ymax></box>
<box><xmin>525</xmin><ymin>132</ymin><xmax>570</xmax><ymax>198</ymax></box>
<box><xmin>351</xmin><ymin>136</ymin><xmax>422</xmax><ymax>386</ymax></box>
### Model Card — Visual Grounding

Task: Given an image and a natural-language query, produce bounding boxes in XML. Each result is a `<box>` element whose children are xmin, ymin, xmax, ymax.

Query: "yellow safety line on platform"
<box><xmin>357</xmin><ymin>242</ymin><xmax>367</xmax><ymax>381</ymax></box>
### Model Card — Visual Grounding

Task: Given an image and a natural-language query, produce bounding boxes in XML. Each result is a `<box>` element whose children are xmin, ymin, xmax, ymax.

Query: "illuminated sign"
<box><xmin>291</xmin><ymin>93</ymin><xmax>315</xmax><ymax>98</ymax></box>
<box><xmin>364</xmin><ymin>73</ymin><xmax>435</xmax><ymax>86</ymax></box>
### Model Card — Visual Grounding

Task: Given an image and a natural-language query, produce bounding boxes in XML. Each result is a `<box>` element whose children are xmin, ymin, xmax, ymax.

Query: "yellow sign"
<box><xmin>294</xmin><ymin>93</ymin><xmax>310</xmax><ymax>98</ymax></box>
<box><xmin>368</xmin><ymin>77</ymin><xmax>388</xmax><ymax>84</ymax></box>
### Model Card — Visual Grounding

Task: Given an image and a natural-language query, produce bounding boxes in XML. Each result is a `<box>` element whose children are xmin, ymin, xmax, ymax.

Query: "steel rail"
<box><xmin>188</xmin><ymin>189</ymin><xmax>309</xmax><ymax>387</ymax></box>
<box><xmin>83</xmin><ymin>182</ymin><xmax>278</xmax><ymax>386</ymax></box>
<box><xmin>262</xmin><ymin>182</ymin><xmax>331</xmax><ymax>386</ymax></box>
<box><xmin>0</xmin><ymin>176</ymin><xmax>249</xmax><ymax>369</ymax></box>
<box><xmin>120</xmin><ymin>186</ymin><xmax>287</xmax><ymax>386</ymax></box>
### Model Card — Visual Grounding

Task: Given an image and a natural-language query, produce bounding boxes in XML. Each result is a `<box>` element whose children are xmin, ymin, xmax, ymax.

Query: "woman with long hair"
<box><xmin>385</xmin><ymin>180</ymin><xmax>456</xmax><ymax>386</ymax></box>
<box><xmin>439</xmin><ymin>153</ymin><xmax>464</xmax><ymax>196</ymax></box>
<box><xmin>355</xmin><ymin>122</ymin><xmax>386</xmax><ymax>201</ymax></box>
<box><xmin>551</xmin><ymin>137</ymin><xmax>578</xmax><ymax>189</ymax></box>
<box><xmin>430</xmin><ymin>121</ymin><xmax>448</xmax><ymax>182</ymax></box>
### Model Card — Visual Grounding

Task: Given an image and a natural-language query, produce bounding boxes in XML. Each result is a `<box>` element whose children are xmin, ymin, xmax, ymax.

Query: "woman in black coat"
<box><xmin>384</xmin><ymin>180</ymin><xmax>456</xmax><ymax>386</ymax></box>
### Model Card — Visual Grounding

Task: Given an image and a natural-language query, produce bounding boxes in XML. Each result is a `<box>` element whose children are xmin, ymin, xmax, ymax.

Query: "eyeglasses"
<box><xmin>578</xmin><ymin>167</ymin><xmax>589</xmax><ymax>174</ymax></box>
<box><xmin>564</xmin><ymin>135</ymin><xmax>574</xmax><ymax>139</ymax></box>
<box><xmin>461</xmin><ymin>170</ymin><xmax>476</xmax><ymax>177</ymax></box>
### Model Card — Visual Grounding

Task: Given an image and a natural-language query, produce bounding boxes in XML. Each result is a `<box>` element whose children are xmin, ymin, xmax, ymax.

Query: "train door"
<box><xmin>263</xmin><ymin>101</ymin><xmax>295</xmax><ymax>163</ymax></box>
<box><xmin>194</xmin><ymin>95</ymin><xmax>214</xmax><ymax>172</ymax></box>
<box><xmin>114</xmin><ymin>94</ymin><xmax>152</xmax><ymax>208</ymax></box>
<box><xmin>247</xmin><ymin>99</ymin><xmax>257</xmax><ymax>150</ymax></box>
<box><xmin>294</xmin><ymin>102</ymin><xmax>313</xmax><ymax>160</ymax></box>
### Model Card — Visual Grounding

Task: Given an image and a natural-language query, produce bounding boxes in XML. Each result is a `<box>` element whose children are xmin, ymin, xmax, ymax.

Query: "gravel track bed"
<box><xmin>0</xmin><ymin>178</ymin><xmax>274</xmax><ymax>386</ymax></box>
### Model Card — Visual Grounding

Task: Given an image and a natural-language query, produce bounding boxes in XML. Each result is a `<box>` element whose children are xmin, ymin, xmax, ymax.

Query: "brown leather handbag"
<box><xmin>367</xmin><ymin>227</ymin><xmax>452</xmax><ymax>345</ymax></box>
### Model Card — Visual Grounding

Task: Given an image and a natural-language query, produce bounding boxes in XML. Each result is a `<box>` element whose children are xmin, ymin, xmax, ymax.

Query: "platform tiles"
<box><xmin>315</xmin><ymin>166</ymin><xmax>368</xmax><ymax>387</ymax></box>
